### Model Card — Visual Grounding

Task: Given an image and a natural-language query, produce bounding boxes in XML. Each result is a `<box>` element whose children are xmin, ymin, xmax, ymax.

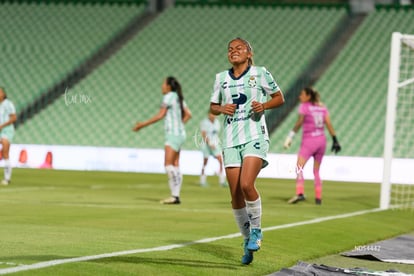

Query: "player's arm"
<box><xmin>263</xmin><ymin>90</ymin><xmax>285</xmax><ymax>110</ymax></box>
<box><xmin>182</xmin><ymin>107</ymin><xmax>192</xmax><ymax>124</ymax></box>
<box><xmin>210</xmin><ymin>75</ymin><xmax>236</xmax><ymax>116</ymax></box>
<box><xmin>201</xmin><ymin>129</ymin><xmax>216</xmax><ymax>150</ymax></box>
<box><xmin>132</xmin><ymin>107</ymin><xmax>167</xmax><ymax>132</ymax></box>
<box><xmin>200</xmin><ymin>130</ymin><xmax>214</xmax><ymax>150</ymax></box>
<box><xmin>252</xmin><ymin>91</ymin><xmax>285</xmax><ymax>113</ymax></box>
<box><xmin>264</xmin><ymin>91</ymin><xmax>285</xmax><ymax>110</ymax></box>
<box><xmin>0</xmin><ymin>113</ymin><xmax>17</xmax><ymax>129</ymax></box>
<box><xmin>325</xmin><ymin>114</ymin><xmax>341</xmax><ymax>154</ymax></box>
<box><xmin>283</xmin><ymin>114</ymin><xmax>304</xmax><ymax>149</ymax></box>
<box><xmin>210</xmin><ymin>103</ymin><xmax>236</xmax><ymax>116</ymax></box>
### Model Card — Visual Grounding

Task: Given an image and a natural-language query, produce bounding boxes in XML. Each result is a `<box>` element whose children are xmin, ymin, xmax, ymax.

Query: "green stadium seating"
<box><xmin>14</xmin><ymin>4</ymin><xmax>348</xmax><ymax>149</ymax></box>
<box><xmin>0</xmin><ymin>2</ymin><xmax>145</xmax><ymax>111</ymax></box>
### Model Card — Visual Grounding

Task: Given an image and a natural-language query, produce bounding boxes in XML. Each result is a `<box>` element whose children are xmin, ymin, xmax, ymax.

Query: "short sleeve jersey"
<box><xmin>299</xmin><ymin>102</ymin><xmax>329</xmax><ymax>139</ymax></box>
<box><xmin>210</xmin><ymin>66</ymin><xmax>281</xmax><ymax>148</ymax></box>
<box><xmin>161</xmin><ymin>92</ymin><xmax>186</xmax><ymax>136</ymax></box>
<box><xmin>200</xmin><ymin>117</ymin><xmax>221</xmax><ymax>147</ymax></box>
<box><xmin>0</xmin><ymin>99</ymin><xmax>16</xmax><ymax>131</ymax></box>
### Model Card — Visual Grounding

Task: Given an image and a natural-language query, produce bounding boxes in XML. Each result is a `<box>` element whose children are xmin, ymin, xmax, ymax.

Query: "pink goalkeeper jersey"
<box><xmin>299</xmin><ymin>102</ymin><xmax>329</xmax><ymax>139</ymax></box>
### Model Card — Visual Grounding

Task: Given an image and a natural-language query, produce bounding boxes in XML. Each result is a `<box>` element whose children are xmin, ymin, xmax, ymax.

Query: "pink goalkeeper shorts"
<box><xmin>299</xmin><ymin>135</ymin><xmax>327</xmax><ymax>163</ymax></box>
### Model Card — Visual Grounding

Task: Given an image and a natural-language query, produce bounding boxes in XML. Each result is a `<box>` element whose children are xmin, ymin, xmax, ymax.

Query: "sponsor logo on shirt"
<box><xmin>221</xmin><ymin>82</ymin><xmax>244</xmax><ymax>89</ymax></box>
<box><xmin>231</xmin><ymin>93</ymin><xmax>247</xmax><ymax>108</ymax></box>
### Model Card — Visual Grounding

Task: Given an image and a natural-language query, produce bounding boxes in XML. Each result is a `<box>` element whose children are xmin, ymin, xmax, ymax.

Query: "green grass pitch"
<box><xmin>0</xmin><ymin>168</ymin><xmax>413</xmax><ymax>275</ymax></box>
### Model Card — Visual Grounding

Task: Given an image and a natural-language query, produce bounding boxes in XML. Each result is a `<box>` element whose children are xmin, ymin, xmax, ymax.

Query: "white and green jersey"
<box><xmin>0</xmin><ymin>99</ymin><xmax>16</xmax><ymax>131</ymax></box>
<box><xmin>161</xmin><ymin>91</ymin><xmax>186</xmax><ymax>136</ymax></box>
<box><xmin>210</xmin><ymin>66</ymin><xmax>281</xmax><ymax>148</ymax></box>
<box><xmin>200</xmin><ymin>117</ymin><xmax>220</xmax><ymax>147</ymax></box>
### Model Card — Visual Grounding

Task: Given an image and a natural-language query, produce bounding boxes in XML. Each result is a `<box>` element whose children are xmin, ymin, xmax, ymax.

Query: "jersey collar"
<box><xmin>228</xmin><ymin>66</ymin><xmax>251</xmax><ymax>80</ymax></box>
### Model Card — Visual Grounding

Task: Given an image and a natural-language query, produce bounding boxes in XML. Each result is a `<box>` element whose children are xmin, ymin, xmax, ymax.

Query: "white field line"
<box><xmin>0</xmin><ymin>208</ymin><xmax>383</xmax><ymax>275</ymax></box>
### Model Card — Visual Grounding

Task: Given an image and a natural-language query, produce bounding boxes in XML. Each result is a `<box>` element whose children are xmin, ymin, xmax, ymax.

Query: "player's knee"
<box><xmin>240</xmin><ymin>182</ymin><xmax>255</xmax><ymax>196</ymax></box>
<box><xmin>231</xmin><ymin>197</ymin><xmax>245</xmax><ymax>209</ymax></box>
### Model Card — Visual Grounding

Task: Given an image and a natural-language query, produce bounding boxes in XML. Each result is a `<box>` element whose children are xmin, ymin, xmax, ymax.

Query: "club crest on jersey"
<box><xmin>248</xmin><ymin>76</ymin><xmax>256</xmax><ymax>88</ymax></box>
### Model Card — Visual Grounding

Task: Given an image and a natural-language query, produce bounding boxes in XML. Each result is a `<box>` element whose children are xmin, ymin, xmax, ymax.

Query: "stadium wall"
<box><xmin>7</xmin><ymin>144</ymin><xmax>414</xmax><ymax>184</ymax></box>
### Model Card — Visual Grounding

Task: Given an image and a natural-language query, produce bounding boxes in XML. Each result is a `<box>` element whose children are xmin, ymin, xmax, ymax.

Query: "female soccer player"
<box><xmin>210</xmin><ymin>38</ymin><xmax>285</xmax><ymax>265</ymax></box>
<box><xmin>133</xmin><ymin>77</ymin><xmax>192</xmax><ymax>204</ymax></box>
<box><xmin>0</xmin><ymin>87</ymin><xmax>17</xmax><ymax>186</ymax></box>
<box><xmin>284</xmin><ymin>87</ymin><xmax>341</xmax><ymax>205</ymax></box>
<box><xmin>199</xmin><ymin>111</ymin><xmax>226</xmax><ymax>187</ymax></box>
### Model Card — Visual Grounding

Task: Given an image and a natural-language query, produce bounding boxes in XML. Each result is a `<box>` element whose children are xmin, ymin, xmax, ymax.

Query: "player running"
<box><xmin>199</xmin><ymin>111</ymin><xmax>226</xmax><ymax>187</ymax></box>
<box><xmin>133</xmin><ymin>77</ymin><xmax>192</xmax><ymax>204</ymax></box>
<box><xmin>284</xmin><ymin>87</ymin><xmax>341</xmax><ymax>205</ymax></box>
<box><xmin>210</xmin><ymin>37</ymin><xmax>285</xmax><ymax>265</ymax></box>
<box><xmin>0</xmin><ymin>87</ymin><xmax>17</xmax><ymax>186</ymax></box>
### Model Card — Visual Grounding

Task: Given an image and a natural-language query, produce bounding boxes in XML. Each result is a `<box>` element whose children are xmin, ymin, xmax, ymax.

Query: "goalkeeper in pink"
<box><xmin>284</xmin><ymin>87</ymin><xmax>341</xmax><ymax>205</ymax></box>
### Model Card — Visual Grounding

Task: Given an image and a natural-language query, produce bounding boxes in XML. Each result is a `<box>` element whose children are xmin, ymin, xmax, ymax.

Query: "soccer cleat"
<box><xmin>288</xmin><ymin>194</ymin><xmax>306</xmax><ymax>204</ymax></box>
<box><xmin>315</xmin><ymin>198</ymin><xmax>322</xmax><ymax>205</ymax></box>
<box><xmin>160</xmin><ymin>196</ymin><xmax>181</xmax><ymax>204</ymax></box>
<box><xmin>247</xmin><ymin>228</ymin><xmax>262</xmax><ymax>252</ymax></box>
<box><xmin>241</xmin><ymin>238</ymin><xmax>253</xmax><ymax>265</ymax></box>
<box><xmin>1</xmin><ymin>179</ymin><xmax>10</xmax><ymax>186</ymax></box>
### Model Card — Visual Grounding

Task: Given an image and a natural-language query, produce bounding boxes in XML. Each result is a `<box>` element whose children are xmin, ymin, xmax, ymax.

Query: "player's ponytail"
<box><xmin>166</xmin><ymin>76</ymin><xmax>185</xmax><ymax>119</ymax></box>
<box><xmin>303</xmin><ymin>87</ymin><xmax>319</xmax><ymax>105</ymax></box>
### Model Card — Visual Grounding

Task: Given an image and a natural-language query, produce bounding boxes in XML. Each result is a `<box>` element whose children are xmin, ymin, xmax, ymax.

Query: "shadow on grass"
<box><xmin>91</xmin><ymin>242</ymin><xmax>240</xmax><ymax>270</ymax></box>
<box><xmin>133</xmin><ymin>197</ymin><xmax>164</xmax><ymax>203</ymax></box>
<box><xmin>91</xmin><ymin>256</ymin><xmax>239</xmax><ymax>270</ymax></box>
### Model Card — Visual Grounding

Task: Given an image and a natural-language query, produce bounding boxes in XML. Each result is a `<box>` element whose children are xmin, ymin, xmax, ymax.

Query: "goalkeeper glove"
<box><xmin>331</xmin><ymin>136</ymin><xmax>341</xmax><ymax>154</ymax></box>
<box><xmin>284</xmin><ymin>130</ymin><xmax>295</xmax><ymax>149</ymax></box>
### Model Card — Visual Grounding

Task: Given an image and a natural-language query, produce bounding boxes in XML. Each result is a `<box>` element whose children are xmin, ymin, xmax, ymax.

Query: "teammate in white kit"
<box><xmin>199</xmin><ymin>111</ymin><xmax>226</xmax><ymax>187</ymax></box>
<box><xmin>0</xmin><ymin>87</ymin><xmax>17</xmax><ymax>186</ymax></box>
<box><xmin>284</xmin><ymin>87</ymin><xmax>341</xmax><ymax>205</ymax></box>
<box><xmin>133</xmin><ymin>77</ymin><xmax>192</xmax><ymax>204</ymax></box>
<box><xmin>210</xmin><ymin>38</ymin><xmax>285</xmax><ymax>265</ymax></box>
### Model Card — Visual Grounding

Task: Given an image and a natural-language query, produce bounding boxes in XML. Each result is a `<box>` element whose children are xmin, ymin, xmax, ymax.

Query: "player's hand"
<box><xmin>132</xmin><ymin>122</ymin><xmax>144</xmax><ymax>132</ymax></box>
<box><xmin>284</xmin><ymin>130</ymin><xmax>295</xmax><ymax>149</ymax></box>
<box><xmin>284</xmin><ymin>137</ymin><xmax>292</xmax><ymax>149</ymax></box>
<box><xmin>221</xmin><ymin>104</ymin><xmax>237</xmax><ymax>116</ymax></box>
<box><xmin>251</xmin><ymin>101</ymin><xmax>265</xmax><ymax>113</ymax></box>
<box><xmin>331</xmin><ymin>136</ymin><xmax>341</xmax><ymax>154</ymax></box>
